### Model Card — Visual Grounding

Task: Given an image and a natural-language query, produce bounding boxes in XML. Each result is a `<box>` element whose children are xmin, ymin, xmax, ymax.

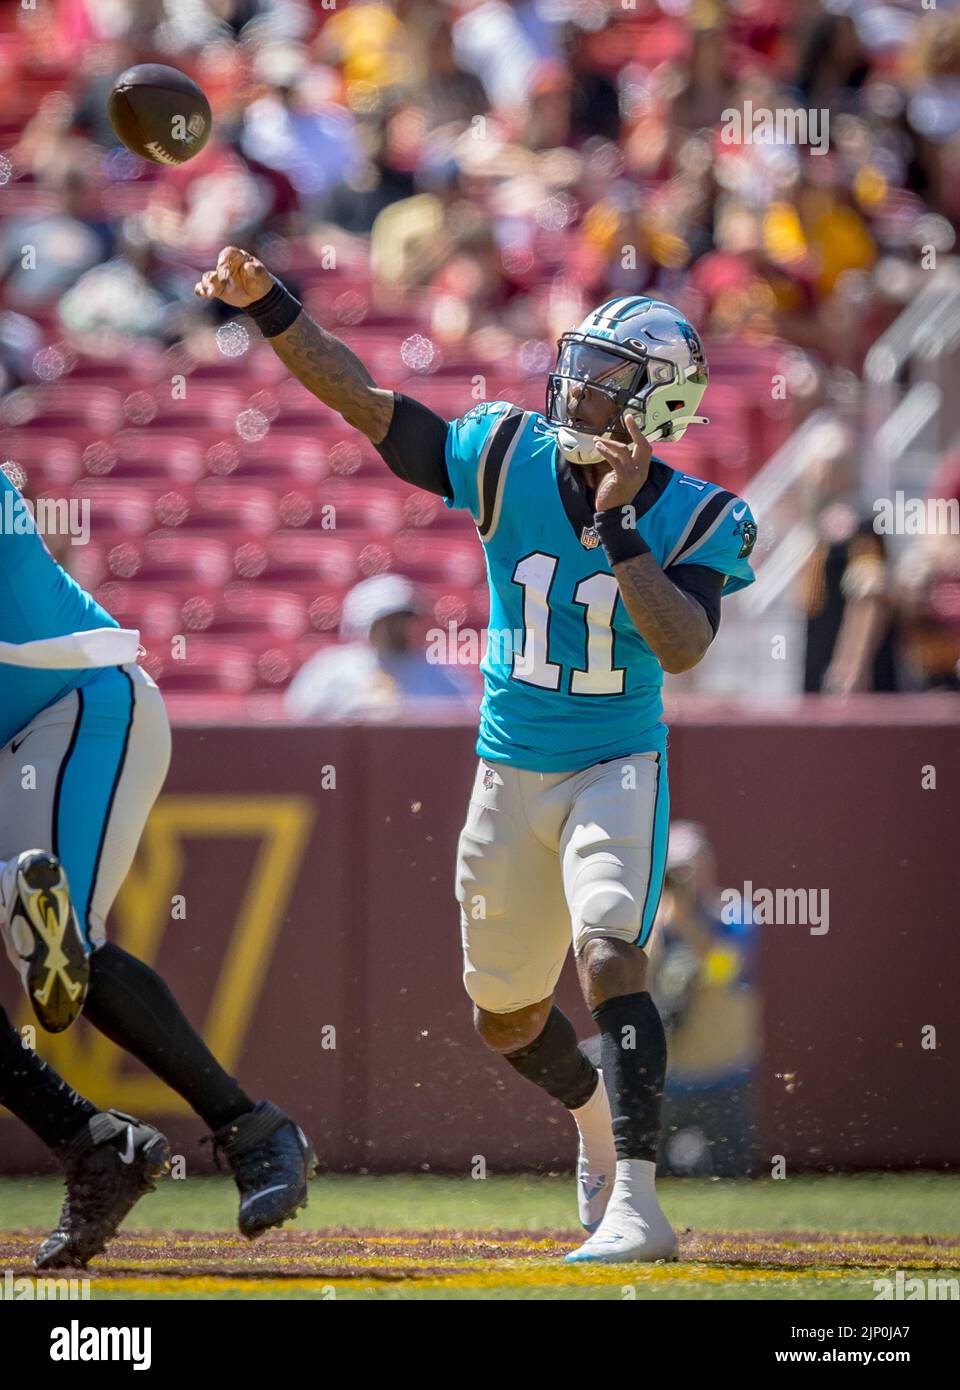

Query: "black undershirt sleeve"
<box><xmin>665</xmin><ymin>562</ymin><xmax>725</xmax><ymax>637</ymax></box>
<box><xmin>373</xmin><ymin>392</ymin><xmax>452</xmax><ymax>498</ymax></box>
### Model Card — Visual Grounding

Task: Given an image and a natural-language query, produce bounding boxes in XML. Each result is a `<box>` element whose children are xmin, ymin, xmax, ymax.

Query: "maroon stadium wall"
<box><xmin>1</xmin><ymin>697</ymin><xmax>958</xmax><ymax>1173</ymax></box>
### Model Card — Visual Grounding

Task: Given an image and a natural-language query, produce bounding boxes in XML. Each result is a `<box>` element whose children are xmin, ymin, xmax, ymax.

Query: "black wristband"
<box><xmin>245</xmin><ymin>280</ymin><xmax>302</xmax><ymax>338</ymax></box>
<box><xmin>593</xmin><ymin>505</ymin><xmax>651</xmax><ymax>566</ymax></box>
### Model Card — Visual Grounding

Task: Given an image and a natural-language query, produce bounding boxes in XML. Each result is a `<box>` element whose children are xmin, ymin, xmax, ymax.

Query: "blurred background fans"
<box><xmin>1</xmin><ymin>0</ymin><xmax>960</xmax><ymax>712</ymax></box>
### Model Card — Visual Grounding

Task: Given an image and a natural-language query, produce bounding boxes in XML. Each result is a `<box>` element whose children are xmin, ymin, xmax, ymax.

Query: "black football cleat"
<box><xmin>35</xmin><ymin>1110</ymin><xmax>170</xmax><ymax>1270</ymax></box>
<box><xmin>213</xmin><ymin>1100</ymin><xmax>316</xmax><ymax>1239</ymax></box>
<box><xmin>1</xmin><ymin>850</ymin><xmax>90</xmax><ymax>1033</ymax></box>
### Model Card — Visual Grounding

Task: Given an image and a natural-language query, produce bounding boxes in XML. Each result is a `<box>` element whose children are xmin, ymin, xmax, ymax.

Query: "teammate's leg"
<box><xmin>0</xmin><ymin>664</ymin><xmax>314</xmax><ymax>1241</ymax></box>
<box><xmin>0</xmin><ymin>1003</ymin><xmax>96</xmax><ymax>1146</ymax></box>
<box><xmin>65</xmin><ymin>665</ymin><xmax>315</xmax><ymax>1236</ymax></box>
<box><xmin>0</xmin><ymin>1003</ymin><xmax>169</xmax><ymax>1269</ymax></box>
<box><xmin>0</xmin><ymin>668</ymin><xmax>255</xmax><ymax>1125</ymax></box>
<box><xmin>562</xmin><ymin>752</ymin><xmax>676</xmax><ymax>1262</ymax></box>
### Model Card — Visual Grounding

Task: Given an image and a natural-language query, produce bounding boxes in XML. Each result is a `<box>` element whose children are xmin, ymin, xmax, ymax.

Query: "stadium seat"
<box><xmin>99</xmin><ymin>432</ymin><xmax>206</xmax><ymax>484</ymax></box>
<box><xmin>390</xmin><ymin>532</ymin><xmax>486</xmax><ymax>586</ymax></box>
<box><xmin>0</xmin><ymin>383</ymin><xmax>123</xmax><ymax>433</ymax></box>
<box><xmin>177</xmin><ymin>587</ymin><xmax>310</xmax><ymax>640</ymax></box>
<box><xmin>2</xmin><ymin>433</ymin><xmax>83</xmax><ymax>489</ymax></box>
<box><xmin>147</xmin><ymin>481</ymin><xmax>279</xmax><ymax>539</ymax></box>
<box><xmin>106</xmin><ymin>535</ymin><xmax>234</xmax><ymax>588</ymax></box>
<box><xmin>203</xmin><ymin>435</ymin><xmax>330</xmax><ymax>487</ymax></box>
<box><xmin>277</xmin><ymin>480</ymin><xmax>403</xmax><ymax>536</ymax></box>
<box><xmin>69</xmin><ymin>479</ymin><xmax>156</xmax><ymax>537</ymax></box>
<box><xmin>149</xmin><ymin>638</ymin><xmax>256</xmax><ymax>695</ymax></box>
<box><xmin>123</xmin><ymin>384</ymin><xmax>246</xmax><ymax>432</ymax></box>
<box><xmin>92</xmin><ymin>584</ymin><xmax>181</xmax><ymax>642</ymax></box>
<box><xmin>234</xmin><ymin>532</ymin><xmax>361</xmax><ymax>589</ymax></box>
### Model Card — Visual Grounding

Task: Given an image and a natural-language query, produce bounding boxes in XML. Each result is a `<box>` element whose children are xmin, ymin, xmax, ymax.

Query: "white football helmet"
<box><xmin>546</xmin><ymin>297</ymin><xmax>710</xmax><ymax>465</ymax></box>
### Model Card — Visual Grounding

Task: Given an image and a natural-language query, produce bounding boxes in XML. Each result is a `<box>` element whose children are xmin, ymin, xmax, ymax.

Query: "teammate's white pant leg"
<box><xmin>0</xmin><ymin>663</ymin><xmax>170</xmax><ymax>952</ymax></box>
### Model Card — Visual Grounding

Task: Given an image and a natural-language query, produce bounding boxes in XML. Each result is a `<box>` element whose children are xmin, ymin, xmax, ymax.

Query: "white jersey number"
<box><xmin>511</xmin><ymin>553</ymin><xmax>626</xmax><ymax>696</ymax></box>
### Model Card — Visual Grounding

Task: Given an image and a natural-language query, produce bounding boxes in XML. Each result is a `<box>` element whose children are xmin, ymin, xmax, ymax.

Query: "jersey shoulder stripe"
<box><xmin>477</xmin><ymin>408</ymin><xmax>529</xmax><ymax>542</ymax></box>
<box><xmin>664</xmin><ymin>486</ymin><xmax>736</xmax><ymax>567</ymax></box>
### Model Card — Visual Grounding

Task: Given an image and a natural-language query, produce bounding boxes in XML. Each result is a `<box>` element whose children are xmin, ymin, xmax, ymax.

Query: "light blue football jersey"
<box><xmin>0</xmin><ymin>469</ymin><xmax>119</xmax><ymax>749</ymax></box>
<box><xmin>444</xmin><ymin>402</ymin><xmax>757</xmax><ymax>772</ymax></box>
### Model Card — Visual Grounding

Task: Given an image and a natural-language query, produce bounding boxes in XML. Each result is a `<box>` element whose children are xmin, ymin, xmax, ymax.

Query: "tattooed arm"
<box><xmin>606</xmin><ymin>553</ymin><xmax>714</xmax><ymax>674</ymax></box>
<box><xmin>195</xmin><ymin>246</ymin><xmax>395</xmax><ymax>443</ymax></box>
<box><xmin>586</xmin><ymin>415</ymin><xmax>715</xmax><ymax>674</ymax></box>
<box><xmin>270</xmin><ymin>314</ymin><xmax>395</xmax><ymax>442</ymax></box>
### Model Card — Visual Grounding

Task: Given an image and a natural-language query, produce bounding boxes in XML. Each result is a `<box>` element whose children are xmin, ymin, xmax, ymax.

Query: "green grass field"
<box><xmin>1</xmin><ymin>1173</ymin><xmax>958</xmax><ymax>1300</ymax></box>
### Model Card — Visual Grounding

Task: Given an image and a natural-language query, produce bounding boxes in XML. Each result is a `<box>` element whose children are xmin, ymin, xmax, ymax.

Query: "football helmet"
<box><xmin>546</xmin><ymin>297</ymin><xmax>710</xmax><ymax>465</ymax></box>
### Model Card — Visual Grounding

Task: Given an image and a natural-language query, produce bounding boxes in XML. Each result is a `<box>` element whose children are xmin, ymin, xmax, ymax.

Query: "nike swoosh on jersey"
<box><xmin>733</xmin><ymin>504</ymin><xmax>748</xmax><ymax>520</ymax></box>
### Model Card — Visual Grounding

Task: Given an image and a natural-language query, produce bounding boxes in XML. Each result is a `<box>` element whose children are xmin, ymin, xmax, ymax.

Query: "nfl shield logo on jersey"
<box><xmin>580</xmin><ymin>526</ymin><xmax>600</xmax><ymax>550</ymax></box>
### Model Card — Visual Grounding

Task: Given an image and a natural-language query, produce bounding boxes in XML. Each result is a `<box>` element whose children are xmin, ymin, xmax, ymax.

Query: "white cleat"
<box><xmin>566</xmin><ymin>1159</ymin><xmax>678</xmax><ymax>1264</ymax></box>
<box><xmin>572</xmin><ymin>1073</ymin><xmax>617</xmax><ymax>1233</ymax></box>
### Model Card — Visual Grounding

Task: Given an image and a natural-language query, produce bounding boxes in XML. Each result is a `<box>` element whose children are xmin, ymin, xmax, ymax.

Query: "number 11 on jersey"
<box><xmin>511</xmin><ymin>552</ymin><xmax>626</xmax><ymax>696</ymax></box>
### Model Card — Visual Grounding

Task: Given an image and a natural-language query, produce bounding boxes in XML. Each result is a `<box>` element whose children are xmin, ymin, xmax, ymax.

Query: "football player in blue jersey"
<box><xmin>0</xmin><ymin>468</ymin><xmax>315</xmax><ymax>1268</ymax></box>
<box><xmin>199</xmin><ymin>250</ymin><xmax>758</xmax><ymax>1262</ymax></box>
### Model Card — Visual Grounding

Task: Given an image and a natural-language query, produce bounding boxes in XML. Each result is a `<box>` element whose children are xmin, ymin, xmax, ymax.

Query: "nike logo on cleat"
<box><xmin>118</xmin><ymin>1127</ymin><xmax>136</xmax><ymax>1165</ymax></box>
<box><xmin>240</xmin><ymin>1184</ymin><xmax>290</xmax><ymax>1210</ymax></box>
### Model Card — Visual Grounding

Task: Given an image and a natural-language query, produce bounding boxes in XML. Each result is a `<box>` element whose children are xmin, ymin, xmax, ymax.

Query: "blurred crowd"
<box><xmin>2</xmin><ymin>0</ymin><xmax>960</xmax><ymax>694</ymax></box>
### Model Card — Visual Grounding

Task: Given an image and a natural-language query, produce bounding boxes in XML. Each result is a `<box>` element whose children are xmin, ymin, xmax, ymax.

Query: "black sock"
<box><xmin>0</xmin><ymin>1006</ymin><xmax>96</xmax><ymax>1148</ymax></box>
<box><xmin>504</xmin><ymin>1006</ymin><xmax>598</xmax><ymax>1109</ymax></box>
<box><xmin>592</xmin><ymin>991</ymin><xmax>666</xmax><ymax>1162</ymax></box>
<box><xmin>85</xmin><ymin>943</ymin><xmax>254</xmax><ymax>1131</ymax></box>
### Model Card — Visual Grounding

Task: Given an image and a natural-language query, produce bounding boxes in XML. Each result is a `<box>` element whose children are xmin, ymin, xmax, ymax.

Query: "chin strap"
<box><xmin>643</xmin><ymin>414</ymin><xmax>710</xmax><ymax>443</ymax></box>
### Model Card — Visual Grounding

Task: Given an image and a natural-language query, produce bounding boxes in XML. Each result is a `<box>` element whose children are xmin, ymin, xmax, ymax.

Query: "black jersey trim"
<box><xmin>555</xmin><ymin>452</ymin><xmax>675</xmax><ymax>548</ymax></box>
<box><xmin>477</xmin><ymin>409</ymin><xmax>525</xmax><ymax>540</ymax></box>
<box><xmin>667</xmin><ymin>487</ymin><xmax>736</xmax><ymax>567</ymax></box>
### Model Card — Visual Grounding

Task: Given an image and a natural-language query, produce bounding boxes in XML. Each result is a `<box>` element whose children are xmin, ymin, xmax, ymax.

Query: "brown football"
<box><xmin>108</xmin><ymin>64</ymin><xmax>212</xmax><ymax>166</ymax></box>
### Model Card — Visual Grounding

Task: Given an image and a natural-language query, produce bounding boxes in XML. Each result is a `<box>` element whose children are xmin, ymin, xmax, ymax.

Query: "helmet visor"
<box><xmin>546</xmin><ymin>341</ymin><xmax>647</xmax><ymax>435</ymax></box>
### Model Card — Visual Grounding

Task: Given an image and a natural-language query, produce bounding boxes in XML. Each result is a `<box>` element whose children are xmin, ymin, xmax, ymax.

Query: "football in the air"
<box><xmin>107</xmin><ymin>63</ymin><xmax>212</xmax><ymax>166</ymax></box>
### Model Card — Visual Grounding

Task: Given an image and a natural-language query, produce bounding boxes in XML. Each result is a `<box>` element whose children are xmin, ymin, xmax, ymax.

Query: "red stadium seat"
<box><xmin>234</xmin><ymin>532</ymin><xmax>361</xmax><ymax>588</ymax></box>
<box><xmin>106</xmin><ymin>535</ymin><xmax>234</xmax><ymax>588</ymax></box>
<box><xmin>122</xmin><ymin>384</ymin><xmax>246</xmax><ymax>432</ymax></box>
<box><xmin>69</xmin><ymin>479</ymin><xmax>156</xmax><ymax>538</ymax></box>
<box><xmin>390</xmin><ymin>532</ymin><xmax>485</xmax><ymax>586</ymax></box>
<box><xmin>277</xmin><ymin>479</ymin><xmax>403</xmax><ymax>536</ymax></box>
<box><xmin>97</xmin><ymin>432</ymin><xmax>206</xmax><ymax>484</ymax></box>
<box><xmin>147</xmin><ymin>481</ymin><xmax>278</xmax><ymax>540</ymax></box>
<box><xmin>205</xmin><ymin>435</ymin><xmax>329</xmax><ymax>487</ymax></box>
<box><xmin>149</xmin><ymin>639</ymin><xmax>256</xmax><ymax>695</ymax></box>
<box><xmin>93</xmin><ymin>584</ymin><xmax>181</xmax><ymax>642</ymax></box>
<box><xmin>2</xmin><ymin>433</ymin><xmax>83</xmax><ymax>490</ymax></box>
<box><xmin>177</xmin><ymin>587</ymin><xmax>309</xmax><ymax>640</ymax></box>
<box><xmin>0</xmin><ymin>384</ymin><xmax>123</xmax><ymax>434</ymax></box>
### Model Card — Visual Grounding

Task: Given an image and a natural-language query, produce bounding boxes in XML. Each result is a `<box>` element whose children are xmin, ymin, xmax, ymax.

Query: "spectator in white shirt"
<box><xmin>285</xmin><ymin>574</ymin><xmax>475</xmax><ymax>721</ymax></box>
